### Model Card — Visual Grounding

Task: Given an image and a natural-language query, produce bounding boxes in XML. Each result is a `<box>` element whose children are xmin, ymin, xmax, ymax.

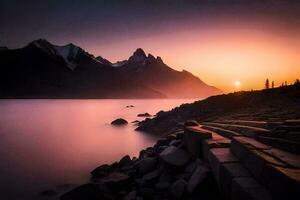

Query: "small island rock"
<box><xmin>137</xmin><ymin>113</ymin><xmax>152</xmax><ymax>117</ymax></box>
<box><xmin>111</xmin><ymin>118</ymin><xmax>128</xmax><ymax>126</ymax></box>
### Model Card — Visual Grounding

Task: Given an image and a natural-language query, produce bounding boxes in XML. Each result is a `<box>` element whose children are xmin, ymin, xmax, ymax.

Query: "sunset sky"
<box><xmin>1</xmin><ymin>0</ymin><xmax>300</xmax><ymax>92</ymax></box>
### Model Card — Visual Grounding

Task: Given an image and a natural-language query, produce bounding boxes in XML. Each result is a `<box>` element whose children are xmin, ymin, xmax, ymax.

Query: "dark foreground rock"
<box><xmin>111</xmin><ymin>118</ymin><xmax>128</xmax><ymax>126</ymax></box>
<box><xmin>60</xmin><ymin>129</ymin><xmax>220</xmax><ymax>200</ymax></box>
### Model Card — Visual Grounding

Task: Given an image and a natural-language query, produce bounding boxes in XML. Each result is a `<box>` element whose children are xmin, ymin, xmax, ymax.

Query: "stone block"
<box><xmin>231</xmin><ymin>177</ymin><xmax>271</xmax><ymax>200</ymax></box>
<box><xmin>208</xmin><ymin>148</ymin><xmax>238</xmax><ymax>184</ymax></box>
<box><xmin>260</xmin><ymin>164</ymin><xmax>300</xmax><ymax>200</ymax></box>
<box><xmin>183</xmin><ymin>126</ymin><xmax>212</xmax><ymax>159</ymax></box>
<box><xmin>202</xmin><ymin>133</ymin><xmax>231</xmax><ymax>161</ymax></box>
<box><xmin>219</xmin><ymin>163</ymin><xmax>251</xmax><ymax>199</ymax></box>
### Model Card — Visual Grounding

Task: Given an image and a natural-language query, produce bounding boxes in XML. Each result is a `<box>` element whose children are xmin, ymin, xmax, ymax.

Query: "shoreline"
<box><xmin>60</xmin><ymin>125</ymin><xmax>221</xmax><ymax>200</ymax></box>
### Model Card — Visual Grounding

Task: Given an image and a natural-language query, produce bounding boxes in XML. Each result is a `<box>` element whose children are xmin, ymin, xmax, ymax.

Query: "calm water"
<box><xmin>0</xmin><ymin>99</ymin><xmax>195</xmax><ymax>200</ymax></box>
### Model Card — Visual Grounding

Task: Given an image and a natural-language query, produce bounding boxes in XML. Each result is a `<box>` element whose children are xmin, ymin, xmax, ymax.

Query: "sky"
<box><xmin>1</xmin><ymin>0</ymin><xmax>300</xmax><ymax>92</ymax></box>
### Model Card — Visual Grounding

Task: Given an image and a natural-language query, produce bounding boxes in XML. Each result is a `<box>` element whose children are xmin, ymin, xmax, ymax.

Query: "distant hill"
<box><xmin>0</xmin><ymin>39</ymin><xmax>221</xmax><ymax>98</ymax></box>
<box><xmin>137</xmin><ymin>83</ymin><xmax>300</xmax><ymax>135</ymax></box>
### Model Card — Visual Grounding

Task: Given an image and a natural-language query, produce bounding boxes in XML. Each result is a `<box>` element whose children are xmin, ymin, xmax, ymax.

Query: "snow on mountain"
<box><xmin>112</xmin><ymin>60</ymin><xmax>127</xmax><ymax>67</ymax></box>
<box><xmin>54</xmin><ymin>44</ymin><xmax>80</xmax><ymax>70</ymax></box>
<box><xmin>31</xmin><ymin>39</ymin><xmax>83</xmax><ymax>70</ymax></box>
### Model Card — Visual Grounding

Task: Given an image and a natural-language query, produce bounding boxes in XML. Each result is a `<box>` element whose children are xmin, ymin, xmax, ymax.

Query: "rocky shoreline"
<box><xmin>60</xmin><ymin>122</ymin><xmax>220</xmax><ymax>200</ymax></box>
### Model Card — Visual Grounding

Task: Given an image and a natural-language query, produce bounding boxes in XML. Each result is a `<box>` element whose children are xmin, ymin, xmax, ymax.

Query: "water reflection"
<box><xmin>0</xmin><ymin>99</ymin><xmax>195</xmax><ymax>199</ymax></box>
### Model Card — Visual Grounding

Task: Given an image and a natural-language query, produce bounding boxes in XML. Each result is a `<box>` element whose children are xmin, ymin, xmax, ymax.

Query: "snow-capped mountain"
<box><xmin>0</xmin><ymin>39</ymin><xmax>222</xmax><ymax>98</ymax></box>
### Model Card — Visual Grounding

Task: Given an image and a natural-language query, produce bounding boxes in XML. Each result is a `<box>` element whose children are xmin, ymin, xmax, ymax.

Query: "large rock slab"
<box><xmin>159</xmin><ymin>146</ymin><xmax>190</xmax><ymax>167</ymax></box>
<box><xmin>230</xmin><ymin>136</ymin><xmax>300</xmax><ymax>200</ymax></box>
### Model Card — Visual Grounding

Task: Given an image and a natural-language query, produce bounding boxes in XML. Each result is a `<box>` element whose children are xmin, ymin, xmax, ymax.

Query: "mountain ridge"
<box><xmin>0</xmin><ymin>39</ymin><xmax>222</xmax><ymax>99</ymax></box>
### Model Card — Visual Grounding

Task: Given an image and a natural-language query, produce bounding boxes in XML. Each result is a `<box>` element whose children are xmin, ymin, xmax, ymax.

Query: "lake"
<box><xmin>0</xmin><ymin>99</ymin><xmax>195</xmax><ymax>200</ymax></box>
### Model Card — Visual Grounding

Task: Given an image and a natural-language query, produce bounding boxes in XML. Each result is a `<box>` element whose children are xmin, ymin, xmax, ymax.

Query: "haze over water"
<box><xmin>0</xmin><ymin>99</ymin><xmax>195</xmax><ymax>200</ymax></box>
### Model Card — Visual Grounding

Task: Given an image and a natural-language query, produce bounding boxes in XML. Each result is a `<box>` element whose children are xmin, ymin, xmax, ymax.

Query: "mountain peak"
<box><xmin>133</xmin><ymin>48</ymin><xmax>146</xmax><ymax>57</ymax></box>
<box><xmin>128</xmin><ymin>48</ymin><xmax>147</xmax><ymax>64</ymax></box>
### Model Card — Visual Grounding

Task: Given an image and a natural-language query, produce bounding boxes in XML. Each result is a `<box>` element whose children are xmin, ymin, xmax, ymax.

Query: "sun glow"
<box><xmin>234</xmin><ymin>81</ymin><xmax>241</xmax><ymax>88</ymax></box>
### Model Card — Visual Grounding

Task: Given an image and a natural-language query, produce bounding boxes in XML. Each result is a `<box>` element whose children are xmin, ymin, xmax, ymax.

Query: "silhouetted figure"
<box><xmin>285</xmin><ymin>81</ymin><xmax>288</xmax><ymax>86</ymax></box>
<box><xmin>272</xmin><ymin>81</ymin><xmax>274</xmax><ymax>88</ymax></box>
<box><xmin>265</xmin><ymin>79</ymin><xmax>270</xmax><ymax>89</ymax></box>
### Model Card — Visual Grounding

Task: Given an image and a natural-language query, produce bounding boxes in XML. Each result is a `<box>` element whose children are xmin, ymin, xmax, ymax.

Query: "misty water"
<box><xmin>0</xmin><ymin>99</ymin><xmax>195</xmax><ymax>200</ymax></box>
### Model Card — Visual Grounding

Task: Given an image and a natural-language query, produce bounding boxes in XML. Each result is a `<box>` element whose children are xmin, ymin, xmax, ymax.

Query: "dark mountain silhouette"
<box><xmin>0</xmin><ymin>39</ymin><xmax>222</xmax><ymax>98</ymax></box>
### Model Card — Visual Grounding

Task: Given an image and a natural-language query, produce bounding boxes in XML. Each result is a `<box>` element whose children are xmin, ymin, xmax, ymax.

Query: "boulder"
<box><xmin>137</xmin><ymin>113</ymin><xmax>152</xmax><ymax>117</ymax></box>
<box><xmin>119</xmin><ymin>155</ymin><xmax>132</xmax><ymax>166</ymax></box>
<box><xmin>155</xmin><ymin>181</ymin><xmax>170</xmax><ymax>190</ymax></box>
<box><xmin>139</xmin><ymin>187</ymin><xmax>155</xmax><ymax>198</ymax></box>
<box><xmin>159</xmin><ymin>146</ymin><xmax>190</xmax><ymax>167</ymax></box>
<box><xmin>170</xmin><ymin>139</ymin><xmax>182</xmax><ymax>147</ymax></box>
<box><xmin>111</xmin><ymin>118</ymin><xmax>128</xmax><ymax>126</ymax></box>
<box><xmin>142</xmin><ymin>169</ymin><xmax>161</xmax><ymax>186</ymax></box>
<box><xmin>170</xmin><ymin>179</ymin><xmax>187</xmax><ymax>199</ymax></box>
<box><xmin>91</xmin><ymin>164</ymin><xmax>110</xmax><ymax>178</ymax></box>
<box><xmin>136</xmin><ymin>157</ymin><xmax>157</xmax><ymax>174</ymax></box>
<box><xmin>101</xmin><ymin>172</ymin><xmax>130</xmax><ymax>189</ymax></box>
<box><xmin>156</xmin><ymin>138</ymin><xmax>170</xmax><ymax>146</ymax></box>
<box><xmin>155</xmin><ymin>145</ymin><xmax>168</xmax><ymax>154</ymax></box>
<box><xmin>187</xmin><ymin>165</ymin><xmax>209</xmax><ymax>193</ymax></box>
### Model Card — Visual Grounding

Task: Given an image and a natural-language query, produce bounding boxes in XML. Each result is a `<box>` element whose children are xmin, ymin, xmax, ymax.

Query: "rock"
<box><xmin>156</xmin><ymin>138</ymin><xmax>170</xmax><ymax>146</ymax></box>
<box><xmin>155</xmin><ymin>181</ymin><xmax>170</xmax><ymax>190</ymax></box>
<box><xmin>60</xmin><ymin>184</ymin><xmax>111</xmax><ymax>200</ymax></box>
<box><xmin>111</xmin><ymin>118</ymin><xmax>128</xmax><ymax>126</ymax></box>
<box><xmin>137</xmin><ymin>113</ymin><xmax>152</xmax><ymax>117</ymax></box>
<box><xmin>170</xmin><ymin>139</ymin><xmax>182</xmax><ymax>147</ymax></box>
<box><xmin>159</xmin><ymin>146</ymin><xmax>190</xmax><ymax>167</ymax></box>
<box><xmin>139</xmin><ymin>187</ymin><xmax>155</xmax><ymax>198</ymax></box>
<box><xmin>119</xmin><ymin>155</ymin><xmax>131</xmax><ymax>166</ymax></box>
<box><xmin>187</xmin><ymin>165</ymin><xmax>209</xmax><ymax>193</ymax></box>
<box><xmin>185</xmin><ymin>159</ymin><xmax>205</xmax><ymax>175</ymax></box>
<box><xmin>136</xmin><ymin>157</ymin><xmax>157</xmax><ymax>174</ymax></box>
<box><xmin>184</xmin><ymin>120</ymin><xmax>199</xmax><ymax>127</ymax></box>
<box><xmin>123</xmin><ymin>190</ymin><xmax>137</xmax><ymax>200</ymax></box>
<box><xmin>142</xmin><ymin>169</ymin><xmax>161</xmax><ymax>186</ymax></box>
<box><xmin>102</xmin><ymin>172</ymin><xmax>130</xmax><ymax>189</ymax></box>
<box><xmin>91</xmin><ymin>164</ymin><xmax>110</xmax><ymax>178</ymax></box>
<box><xmin>170</xmin><ymin>179</ymin><xmax>187</xmax><ymax>199</ymax></box>
<box><xmin>155</xmin><ymin>145</ymin><xmax>168</xmax><ymax>154</ymax></box>
<box><xmin>131</xmin><ymin>120</ymin><xmax>140</xmax><ymax>123</ymax></box>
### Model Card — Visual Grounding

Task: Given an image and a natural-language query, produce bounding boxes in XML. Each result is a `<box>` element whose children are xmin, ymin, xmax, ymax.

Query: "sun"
<box><xmin>234</xmin><ymin>81</ymin><xmax>241</xmax><ymax>88</ymax></box>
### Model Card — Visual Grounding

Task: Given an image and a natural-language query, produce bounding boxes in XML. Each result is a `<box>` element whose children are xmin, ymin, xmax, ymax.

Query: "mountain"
<box><xmin>0</xmin><ymin>39</ymin><xmax>222</xmax><ymax>98</ymax></box>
